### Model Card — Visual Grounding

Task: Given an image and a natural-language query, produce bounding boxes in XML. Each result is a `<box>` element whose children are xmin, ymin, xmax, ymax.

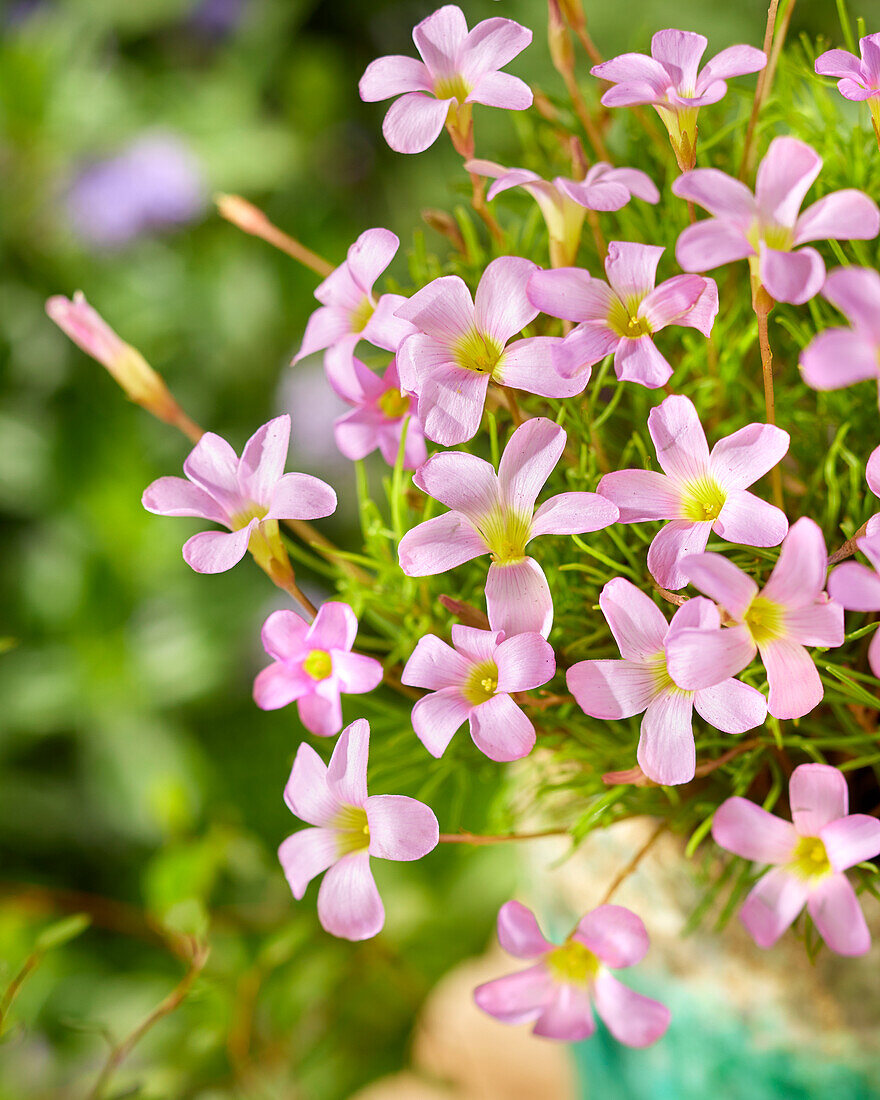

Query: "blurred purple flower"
<box><xmin>189</xmin><ymin>0</ymin><xmax>247</xmax><ymax>37</ymax></box>
<box><xmin>65</xmin><ymin>134</ymin><xmax>207</xmax><ymax>247</ymax></box>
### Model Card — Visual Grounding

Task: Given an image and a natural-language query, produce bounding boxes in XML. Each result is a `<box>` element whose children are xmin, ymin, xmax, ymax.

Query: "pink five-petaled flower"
<box><xmin>591</xmin><ymin>30</ymin><xmax>766</xmax><ymax>171</ymax></box>
<box><xmin>568</xmin><ymin>578</ymin><xmax>766</xmax><ymax>786</ymax></box>
<box><xmin>815</xmin><ymin>34</ymin><xmax>880</xmax><ymax>138</ymax></box>
<box><xmin>598</xmin><ymin>395</ymin><xmax>789</xmax><ymax>589</ymax></box>
<box><xmin>142</xmin><ymin>414</ymin><xmax>337</xmax><ymax>574</ymax></box>
<box><xmin>253</xmin><ymin>603</ymin><xmax>384</xmax><ymax>737</ymax></box>
<box><xmin>291</xmin><ymin>228</ymin><xmax>413</xmax><ymax>393</ymax></box>
<box><xmin>279</xmin><ymin>718</ymin><xmax>439</xmax><ymax>941</ymax></box>
<box><xmin>868</xmin><ymin>446</ymin><xmax>880</xmax><ymax>536</ymax></box>
<box><xmin>395</xmin><ymin>257</ymin><xmax>584</xmax><ymax>446</ymax></box>
<box><xmin>474</xmin><ymin>900</ymin><xmax>670</xmax><ymax>1046</ymax></box>
<box><xmin>358</xmin><ymin>5</ymin><xmax>532</xmax><ymax>155</ymax></box>
<box><xmin>332</xmin><ymin>357</ymin><xmax>427</xmax><ymax>470</ymax></box>
<box><xmin>665</xmin><ymin>518</ymin><xmax>845</xmax><ymax>720</ymax></box>
<box><xmin>800</xmin><ymin>267</ymin><xmax>880</xmax><ymax>402</ymax></box>
<box><xmin>713</xmin><ymin>763</ymin><xmax>880</xmax><ymax>955</ymax></box>
<box><xmin>397</xmin><ymin>417</ymin><xmax>618</xmax><ymax>637</ymax></box>
<box><xmin>527</xmin><ymin>242</ymin><xmax>718</xmax><ymax>390</ymax></box>
<box><xmin>827</xmin><ymin>533</ymin><xmax>880</xmax><ymax>679</ymax></box>
<box><xmin>400</xmin><ymin>625</ymin><xmax>555</xmax><ymax>762</ymax></box>
<box><xmin>465</xmin><ymin>158</ymin><xmax>659</xmax><ymax>268</ymax></box>
<box><xmin>673</xmin><ymin>137</ymin><xmax>880</xmax><ymax>305</ymax></box>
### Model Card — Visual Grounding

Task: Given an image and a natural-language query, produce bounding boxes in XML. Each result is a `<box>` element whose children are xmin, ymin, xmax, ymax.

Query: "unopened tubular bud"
<box><xmin>558</xmin><ymin>0</ymin><xmax>586</xmax><ymax>32</ymax></box>
<box><xmin>216</xmin><ymin>193</ymin><xmax>272</xmax><ymax>237</ymax></box>
<box><xmin>422</xmin><ymin>208</ymin><xmax>466</xmax><ymax>254</ymax></box>
<box><xmin>547</xmin><ymin>0</ymin><xmax>575</xmax><ymax>74</ymax></box>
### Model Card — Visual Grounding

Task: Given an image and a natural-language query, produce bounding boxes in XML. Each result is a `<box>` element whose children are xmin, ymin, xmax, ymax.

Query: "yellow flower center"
<box><xmin>462</xmin><ymin>659</ymin><xmax>499</xmax><ymax>705</ymax></box>
<box><xmin>476</xmin><ymin>506</ymin><xmax>532</xmax><ymax>564</ymax></box>
<box><xmin>607</xmin><ymin>295</ymin><xmax>653</xmax><ymax>340</ymax></box>
<box><xmin>433</xmin><ymin>73</ymin><xmax>471</xmax><ymax>102</ymax></box>
<box><xmin>333</xmin><ymin>805</ymin><xmax>371</xmax><ymax>856</ymax></box>
<box><xmin>454</xmin><ymin>328</ymin><xmax>504</xmax><ymax>377</ymax></box>
<box><xmin>748</xmin><ymin>221</ymin><xmax>795</xmax><ymax>253</ymax></box>
<box><xmin>303</xmin><ymin>649</ymin><xmax>333</xmax><ymax>680</ymax></box>
<box><xmin>229</xmin><ymin>501</ymin><xmax>268</xmax><ymax>531</ymax></box>
<box><xmin>350</xmin><ymin>295</ymin><xmax>375</xmax><ymax>334</ymax></box>
<box><xmin>743</xmin><ymin>596</ymin><xmax>784</xmax><ymax>644</ymax></box>
<box><xmin>377</xmin><ymin>387</ymin><xmax>411</xmax><ymax>419</ymax></box>
<box><xmin>681</xmin><ymin>475</ymin><xmax>727</xmax><ymax>523</ymax></box>
<box><xmin>789</xmin><ymin>835</ymin><xmax>832</xmax><ymax>880</ymax></box>
<box><xmin>546</xmin><ymin>939</ymin><xmax>601</xmax><ymax>985</ymax></box>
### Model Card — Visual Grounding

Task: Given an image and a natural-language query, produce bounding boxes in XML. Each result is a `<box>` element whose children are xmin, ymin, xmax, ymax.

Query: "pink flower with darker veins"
<box><xmin>401</xmin><ymin>625</ymin><xmax>555</xmax><ymax>761</ymax></box>
<box><xmin>292</xmin><ymin>228</ymin><xmax>413</xmax><ymax>393</ymax></box>
<box><xmin>474</xmin><ymin>900</ymin><xmax>670</xmax><ymax>1045</ymax></box>
<box><xmin>254</xmin><ymin>603</ymin><xmax>384</xmax><ymax>736</ymax></box>
<box><xmin>466</xmin><ymin>158</ymin><xmax>659</xmax><ymax>267</ymax></box>
<box><xmin>568</xmin><ymin>578</ymin><xmax>766</xmax><ymax>786</ymax></box>
<box><xmin>800</xmin><ymin>267</ymin><xmax>880</xmax><ymax>402</ymax></box>
<box><xmin>142</xmin><ymin>414</ymin><xmax>336</xmax><ymax>574</ymax></box>
<box><xmin>398</xmin><ymin>418</ymin><xmax>618</xmax><ymax>638</ymax></box>
<box><xmin>527</xmin><ymin>242</ymin><xmax>718</xmax><ymax>390</ymax></box>
<box><xmin>359</xmin><ymin>5</ymin><xmax>532</xmax><ymax>155</ymax></box>
<box><xmin>665</xmin><ymin>518</ymin><xmax>845</xmax><ymax>720</ymax></box>
<box><xmin>713</xmin><ymin>763</ymin><xmax>880</xmax><ymax>955</ymax></box>
<box><xmin>395</xmin><ymin>257</ymin><xmax>585</xmax><ymax>446</ymax></box>
<box><xmin>673</xmin><ymin>137</ymin><xmax>880</xmax><ymax>305</ymax></box>
<box><xmin>591</xmin><ymin>30</ymin><xmax>766</xmax><ymax>171</ymax></box>
<box><xmin>332</xmin><ymin>357</ymin><xmax>427</xmax><ymax>470</ymax></box>
<box><xmin>279</xmin><ymin>719</ymin><xmax>439</xmax><ymax>941</ymax></box>
<box><xmin>828</xmin><ymin>532</ymin><xmax>880</xmax><ymax>679</ymax></box>
<box><xmin>598</xmin><ymin>394</ymin><xmax>789</xmax><ymax>589</ymax></box>
<box><xmin>815</xmin><ymin>34</ymin><xmax>880</xmax><ymax>138</ymax></box>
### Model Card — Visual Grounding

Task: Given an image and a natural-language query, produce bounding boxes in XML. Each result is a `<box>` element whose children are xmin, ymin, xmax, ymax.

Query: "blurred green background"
<box><xmin>0</xmin><ymin>1</ymin><xmax>872</xmax><ymax>1097</ymax></box>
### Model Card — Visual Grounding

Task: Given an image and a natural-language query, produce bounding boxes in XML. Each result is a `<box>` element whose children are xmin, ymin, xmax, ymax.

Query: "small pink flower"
<box><xmin>528</xmin><ymin>242</ymin><xmax>718</xmax><ymax>390</ymax></box>
<box><xmin>142</xmin><ymin>414</ymin><xmax>337</xmax><ymax>573</ymax></box>
<box><xmin>665</xmin><ymin>518</ymin><xmax>844</xmax><ymax>720</ymax></box>
<box><xmin>713</xmin><ymin>763</ymin><xmax>880</xmax><ymax>955</ymax></box>
<box><xmin>279</xmin><ymin>718</ymin><xmax>439</xmax><ymax>940</ymax></box>
<box><xmin>332</xmin><ymin>357</ymin><xmax>427</xmax><ymax>469</ymax></box>
<box><xmin>827</xmin><ymin>533</ymin><xmax>880</xmax><ymax>678</ymax></box>
<box><xmin>358</xmin><ymin>4</ymin><xmax>532</xmax><ymax>155</ymax></box>
<box><xmin>568</xmin><ymin>578</ymin><xmax>766</xmax><ymax>785</ymax></box>
<box><xmin>254</xmin><ymin>603</ymin><xmax>384</xmax><ymax>737</ymax></box>
<box><xmin>395</xmin><ymin>257</ymin><xmax>584</xmax><ymax>446</ymax></box>
<box><xmin>474</xmin><ymin>900</ymin><xmax>670</xmax><ymax>1045</ymax></box>
<box><xmin>591</xmin><ymin>30</ymin><xmax>766</xmax><ymax>170</ymax></box>
<box><xmin>673</xmin><ymin>137</ymin><xmax>880</xmax><ymax>305</ymax></box>
<box><xmin>398</xmin><ymin>417</ymin><xmax>618</xmax><ymax>637</ymax></box>
<box><xmin>800</xmin><ymin>267</ymin><xmax>880</xmax><ymax>400</ymax></box>
<box><xmin>598</xmin><ymin>395</ymin><xmax>789</xmax><ymax>589</ymax></box>
<box><xmin>466</xmin><ymin>158</ymin><xmax>659</xmax><ymax>267</ymax></box>
<box><xmin>401</xmin><ymin>625</ymin><xmax>555</xmax><ymax>761</ymax></box>
<box><xmin>292</xmin><ymin>228</ymin><xmax>413</xmax><ymax>391</ymax></box>
<box><xmin>869</xmin><ymin>446</ymin><xmax>880</xmax><ymax>536</ymax></box>
<box><xmin>815</xmin><ymin>34</ymin><xmax>880</xmax><ymax>133</ymax></box>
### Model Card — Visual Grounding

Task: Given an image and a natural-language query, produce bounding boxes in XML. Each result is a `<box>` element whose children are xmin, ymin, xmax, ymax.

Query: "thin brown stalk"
<box><xmin>0</xmin><ymin>953</ymin><xmax>40</xmax><ymax>1035</ymax></box>
<box><xmin>828</xmin><ymin>521</ymin><xmax>870</xmax><ymax>565</ymax></box>
<box><xmin>739</xmin><ymin>0</ymin><xmax>782</xmax><ymax>180</ymax></box>
<box><xmin>754</xmin><ymin>292</ymin><xmax>784</xmax><ymax>511</ymax></box>
<box><xmin>586</xmin><ymin>210</ymin><xmax>607</xmax><ymax>259</ymax></box>
<box><xmin>216</xmin><ymin>195</ymin><xmax>334</xmax><ymax>277</ymax></box>
<box><xmin>438</xmin><ymin>828</ymin><xmax>569</xmax><ymax>845</ymax></box>
<box><xmin>599</xmin><ymin>820</ymin><xmax>667</xmax><ymax>904</ymax></box>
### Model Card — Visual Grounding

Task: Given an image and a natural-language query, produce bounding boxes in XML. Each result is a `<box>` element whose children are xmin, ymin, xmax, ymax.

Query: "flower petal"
<box><xmin>712</xmin><ymin>796</ymin><xmax>797</xmax><ymax>862</ymax></box>
<box><xmin>327</xmin><ymin>718</ymin><xmax>370</xmax><ymax>807</ymax></box>
<box><xmin>182</xmin><ymin>431</ymin><xmax>241</xmax><ymax>515</ymax></box>
<box><xmin>359</xmin><ymin>55</ymin><xmax>432</xmax><ymax>101</ymax></box>
<box><xmin>533</xmin><ymin>984</ymin><xmax>596</xmax><ymax>1041</ymax></box>
<box><xmin>317</xmin><ymin>851</ymin><xmax>384</xmax><ymax>940</ymax></box>
<box><xmin>266</xmin><ymin>472</ymin><xmax>337</xmax><ymax>521</ymax></box>
<box><xmin>474</xmin><ymin>963</ymin><xmax>554</xmax><ymax>1025</ymax></box>
<box><xmin>527</xmin><ymin>267</ymin><xmax>617</xmax><ymax>322</ymax></box>
<box><xmin>495</xmin><ymin>632</ymin><xmax>556</xmax><ymax>693</ymax></box>
<box><xmin>762</xmin><ymin>517</ymin><xmax>828</xmax><ymax>607</ymax></box>
<box><xmin>253</xmin><ymin>662</ymin><xmax>310</xmax><ymax>710</ymax></box>
<box><xmin>783</xmin><ymin>599</ymin><xmax>844</xmax><ymax>647</ymax></box>
<box><xmin>363</xmin><ymin>292</ymin><xmax>415</xmax><ymax>353</ymax></box>
<box><xmin>460</xmin><ymin>16</ymin><xmax>532</xmax><ymax>80</ymax></box>
<box><xmin>365</xmin><ymin>794</ymin><xmax>438</xmax><ymax>860</ymax></box>
<box><xmin>674</xmin><ymin>219</ymin><xmax>754</xmax><ymax>272</ymax></box>
<box><xmin>638</xmin><ymin>688</ymin><xmax>696</xmax><ymax>786</ymax></box>
<box><xmin>693</xmin><ymin>678</ymin><xmax>767</xmax><ymax>733</ymax></box>
<box><xmin>828</xmin><ymin>560</ymin><xmax>880</xmax><ymax>610</ymax></box>
<box><xmin>821</xmin><ymin>814</ymin><xmax>880</xmax><ymax>873</ymax></box>
<box><xmin>417</xmin><ymin>364</ymin><xmax>489</xmax><ymax>445</ymax></box>
<box><xmin>760</xmin><ymin>640</ymin><xmax>823</xmax><ymax>720</ymax></box>
<box><xmin>530</xmin><ymin>491</ymin><xmax>618</xmax><ymax>538</ymax></box>
<box><xmin>597</xmin><ymin>469</ymin><xmax>681</xmax><ymax>522</ymax></box>
<box><xmin>238</xmin><ymin>415</ymin><xmax>290</xmax><ymax>505</ymax></box>
<box><xmin>402</xmin><ymin>634</ymin><xmax>470</xmax><ymax>690</ymax></box>
<box><xmin>296</xmin><ymin>690</ymin><xmax>343</xmax><ymax>738</ymax></box>
<box><xmin>468</xmin><ymin>70</ymin><xmax>533</xmax><ymax>109</ymax></box>
<box><xmin>814</xmin><ymin>47</ymin><xmax>864</xmax><ymax>81</ymax></box>
<box><xmin>284</xmin><ymin>741</ymin><xmax>338</xmax><ymax>826</ymax></box>
<box><xmin>497</xmin><ymin>900</ymin><xmax>553</xmax><ymax>957</ymax></box>
<box><xmin>574</xmin><ymin>904</ymin><xmax>648</xmax><ymax>968</ymax></box>
<box><xmin>794</xmin><ymin>190</ymin><xmax>880</xmax><ymax>246</ymax></box>
<box><xmin>680</xmin><ymin>551</ymin><xmax>759</xmax><ymax>617</ymax></box>
<box><xmin>613</xmin><ymin>336</ymin><xmax>672</xmax><ymax>388</ymax></box>
<box><xmin>261</xmin><ymin>608</ymin><xmax>308</xmax><ymax>659</ymax></box>
<box><xmin>382</xmin><ymin>92</ymin><xmax>450</xmax><ymax>154</ymax></box>
<box><xmin>592</xmin><ymin>972</ymin><xmax>670</xmax><ymax>1048</ymax></box>
<box><xmin>789</xmin><ymin>762</ymin><xmax>848</xmax><ymax>834</ymax></box>
<box><xmin>638</xmin><ymin>274</ymin><xmax>708</xmax><ymax>331</ymax></box>
<box><xmin>604</xmin><ymin>241</ymin><xmax>662</xmax><ymax>303</ymax></box>
<box><xmin>412</xmin><ymin>4</ymin><xmax>469</xmax><ymax>75</ymax></box>
<box><xmin>709</xmin><ymin>422</ymin><xmax>790</xmax><ymax>490</ymax></box>
<box><xmin>714</xmin><ymin>490</ymin><xmax>788</xmax><ymax>548</ymax></box>
<box><xmin>759</xmin><ymin>243</ymin><xmax>826</xmax><ymax>305</ymax></box>
<box><xmin>410</xmin><ymin>688</ymin><xmax>472</xmax><ymax>757</ymax></box>
<box><xmin>398</xmin><ymin>511</ymin><xmax>488</xmax><ymax>576</ymax></box>
<box><xmin>697</xmin><ymin>44</ymin><xmax>766</xmax><ymax>87</ymax></box>
<box><xmin>413</xmin><ymin>450</ymin><xmax>498</xmax><ymax>517</ymax></box>
<box><xmin>278</xmin><ymin>828</ymin><xmax>340</xmax><ymax>900</ymax></box>
<box><xmin>807</xmin><ymin>873</ymin><xmax>871</xmax><ymax>956</ymax></box>
<box><xmin>599</xmin><ymin>577</ymin><xmax>668</xmax><ymax>660</ymax></box>
<box><xmin>800</xmin><ymin>328</ymin><xmax>880</xmax><ymax>390</ymax></box>
<box><xmin>755</xmin><ymin>137</ymin><xmax>822</xmax><ymax>227</ymax></box>
<box><xmin>647</xmin><ymin>395</ymin><xmax>710</xmax><ymax>482</ymax></box>
<box><xmin>497</xmin><ymin>337</ymin><xmax>589</xmax><ymax>398</ymax></box>
<box><xmin>553</xmin><ymin>324</ymin><xmax>620</xmax><ymax>379</ymax></box>
<box><xmin>469</xmin><ymin>693</ymin><xmax>536</xmax><ymax>761</ymax></box>
<box><xmin>332</xmin><ymin>651</ymin><xmax>384</xmax><ymax>695</ymax></box>
<box><xmin>665</xmin><ymin>624</ymin><xmax>756</xmax><ymax>691</ymax></box>
<box><xmin>672</xmin><ymin>169</ymin><xmax>756</xmax><ymax>222</ymax></box>
<box><xmin>647</xmin><ymin>520</ymin><xmax>712</xmax><ymax>590</ymax></box>
<box><xmin>183</xmin><ymin>525</ymin><xmax>252</xmax><ymax>573</ymax></box>
<box><xmin>497</xmin><ymin>416</ymin><xmax>565</xmax><ymax>514</ymax></box>
<box><xmin>740</xmin><ymin>868</ymin><xmax>808</xmax><ymax>947</ymax></box>
<box><xmin>485</xmin><ymin>557</ymin><xmax>553</xmax><ymax>638</ymax></box>
<box><xmin>568</xmin><ymin>659</ymin><xmax>658</xmax><ymax>720</ymax></box>
<box><xmin>651</xmin><ymin>28</ymin><xmax>706</xmax><ymax>91</ymax></box>
<box><xmin>142</xmin><ymin>476</ymin><xmax>228</xmax><ymax>524</ymax></box>
<box><xmin>591</xmin><ymin>52</ymin><xmax>670</xmax><ymax>93</ymax></box>
<box><xmin>474</xmin><ymin>256</ymin><xmax>539</xmax><ymax>344</ymax></box>
<box><xmin>822</xmin><ymin>265</ymin><xmax>880</xmax><ymax>340</ymax></box>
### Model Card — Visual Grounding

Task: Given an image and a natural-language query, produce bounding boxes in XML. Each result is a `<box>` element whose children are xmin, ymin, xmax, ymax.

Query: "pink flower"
<box><xmin>332</xmin><ymin>357</ymin><xmax>427</xmax><ymax>469</ymax></box>
<box><xmin>665</xmin><ymin>518</ymin><xmax>845</xmax><ymax>720</ymax></box>
<box><xmin>292</xmin><ymin>228</ymin><xmax>413</xmax><ymax>391</ymax></box>
<box><xmin>358</xmin><ymin>5</ymin><xmax>532</xmax><ymax>155</ymax></box>
<box><xmin>474</xmin><ymin>900</ymin><xmax>670</xmax><ymax>1045</ymax></box>
<box><xmin>395</xmin><ymin>257</ymin><xmax>585</xmax><ymax>446</ymax></box>
<box><xmin>279</xmin><ymin>718</ymin><xmax>439</xmax><ymax>940</ymax></box>
<box><xmin>712</xmin><ymin>763</ymin><xmax>880</xmax><ymax>955</ymax></box>
<box><xmin>527</xmin><ymin>242</ymin><xmax>718</xmax><ymax>390</ymax></box>
<box><xmin>800</xmin><ymin>267</ymin><xmax>880</xmax><ymax>399</ymax></box>
<box><xmin>398</xmin><ymin>417</ymin><xmax>618</xmax><ymax>637</ymax></box>
<box><xmin>466</xmin><ymin>158</ymin><xmax>659</xmax><ymax>267</ymax></box>
<box><xmin>673</xmin><ymin>137</ymin><xmax>880</xmax><ymax>305</ymax></box>
<box><xmin>598</xmin><ymin>395</ymin><xmax>789</xmax><ymax>589</ymax></box>
<box><xmin>815</xmin><ymin>34</ymin><xmax>880</xmax><ymax>134</ymax></box>
<box><xmin>254</xmin><ymin>603</ymin><xmax>384</xmax><ymax>736</ymax></box>
<box><xmin>869</xmin><ymin>446</ymin><xmax>880</xmax><ymax>536</ymax></box>
<box><xmin>568</xmin><ymin>578</ymin><xmax>766</xmax><ymax>785</ymax></box>
<box><xmin>401</xmin><ymin>625</ymin><xmax>555</xmax><ymax>761</ymax></box>
<box><xmin>142</xmin><ymin>414</ymin><xmax>337</xmax><ymax>573</ymax></box>
<box><xmin>827</xmin><ymin>533</ymin><xmax>880</xmax><ymax>678</ymax></box>
<box><xmin>591</xmin><ymin>30</ymin><xmax>766</xmax><ymax>170</ymax></box>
